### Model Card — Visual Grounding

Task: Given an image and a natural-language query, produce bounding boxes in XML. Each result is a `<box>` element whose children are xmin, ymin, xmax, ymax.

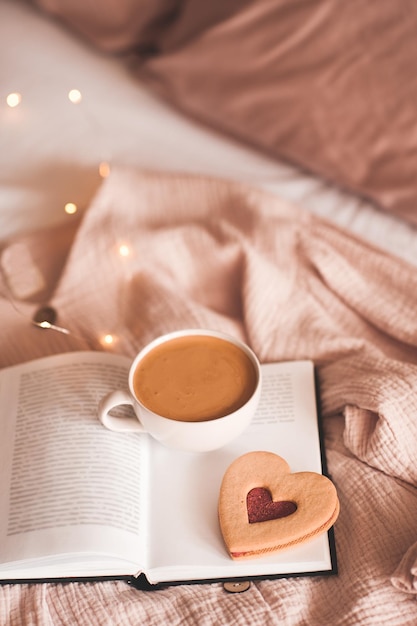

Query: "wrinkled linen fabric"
<box><xmin>29</xmin><ymin>0</ymin><xmax>180</xmax><ymax>52</ymax></box>
<box><xmin>137</xmin><ymin>0</ymin><xmax>417</xmax><ymax>225</ymax></box>
<box><xmin>31</xmin><ymin>0</ymin><xmax>417</xmax><ymax>225</ymax></box>
<box><xmin>29</xmin><ymin>0</ymin><xmax>251</xmax><ymax>53</ymax></box>
<box><xmin>0</xmin><ymin>169</ymin><xmax>416</xmax><ymax>625</ymax></box>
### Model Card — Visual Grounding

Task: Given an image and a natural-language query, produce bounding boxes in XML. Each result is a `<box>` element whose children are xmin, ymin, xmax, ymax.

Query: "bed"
<box><xmin>1</xmin><ymin>0</ymin><xmax>417</xmax><ymax>624</ymax></box>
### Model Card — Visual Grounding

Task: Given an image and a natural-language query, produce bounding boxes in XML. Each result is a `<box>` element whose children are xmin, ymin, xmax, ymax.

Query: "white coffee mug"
<box><xmin>98</xmin><ymin>329</ymin><xmax>262</xmax><ymax>452</ymax></box>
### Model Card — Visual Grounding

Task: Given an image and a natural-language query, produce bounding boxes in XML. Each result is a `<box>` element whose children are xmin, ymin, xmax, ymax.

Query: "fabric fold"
<box><xmin>1</xmin><ymin>167</ymin><xmax>417</xmax><ymax>624</ymax></box>
<box><xmin>391</xmin><ymin>542</ymin><xmax>417</xmax><ymax>594</ymax></box>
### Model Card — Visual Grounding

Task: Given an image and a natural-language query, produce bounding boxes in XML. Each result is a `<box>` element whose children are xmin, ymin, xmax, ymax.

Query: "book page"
<box><xmin>0</xmin><ymin>352</ymin><xmax>149</xmax><ymax>575</ymax></box>
<box><xmin>146</xmin><ymin>361</ymin><xmax>333</xmax><ymax>583</ymax></box>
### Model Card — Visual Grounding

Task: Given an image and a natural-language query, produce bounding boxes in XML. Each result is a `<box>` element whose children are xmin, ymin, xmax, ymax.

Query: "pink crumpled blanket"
<box><xmin>0</xmin><ymin>169</ymin><xmax>416</xmax><ymax>625</ymax></box>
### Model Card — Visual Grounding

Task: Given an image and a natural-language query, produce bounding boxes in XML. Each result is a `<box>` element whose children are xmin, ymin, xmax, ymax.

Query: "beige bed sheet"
<box><xmin>2</xmin><ymin>2</ymin><xmax>417</xmax><ymax>624</ymax></box>
<box><xmin>0</xmin><ymin>169</ymin><xmax>416</xmax><ymax>624</ymax></box>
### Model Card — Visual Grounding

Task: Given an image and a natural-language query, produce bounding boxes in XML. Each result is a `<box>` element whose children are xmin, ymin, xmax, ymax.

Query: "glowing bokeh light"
<box><xmin>64</xmin><ymin>202</ymin><xmax>78</xmax><ymax>215</ymax></box>
<box><xmin>99</xmin><ymin>161</ymin><xmax>111</xmax><ymax>178</ymax></box>
<box><xmin>118</xmin><ymin>244</ymin><xmax>130</xmax><ymax>257</ymax></box>
<box><xmin>6</xmin><ymin>92</ymin><xmax>22</xmax><ymax>108</ymax></box>
<box><xmin>68</xmin><ymin>89</ymin><xmax>82</xmax><ymax>104</ymax></box>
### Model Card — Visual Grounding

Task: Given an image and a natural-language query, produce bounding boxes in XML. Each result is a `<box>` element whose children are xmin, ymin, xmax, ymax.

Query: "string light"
<box><xmin>100</xmin><ymin>334</ymin><xmax>116</xmax><ymax>348</ymax></box>
<box><xmin>118</xmin><ymin>244</ymin><xmax>131</xmax><ymax>257</ymax></box>
<box><xmin>6</xmin><ymin>92</ymin><xmax>22</xmax><ymax>108</ymax></box>
<box><xmin>68</xmin><ymin>88</ymin><xmax>82</xmax><ymax>104</ymax></box>
<box><xmin>99</xmin><ymin>161</ymin><xmax>111</xmax><ymax>178</ymax></box>
<box><xmin>1</xmin><ymin>86</ymin><xmax>127</xmax><ymax>346</ymax></box>
<box><xmin>64</xmin><ymin>202</ymin><xmax>78</xmax><ymax>215</ymax></box>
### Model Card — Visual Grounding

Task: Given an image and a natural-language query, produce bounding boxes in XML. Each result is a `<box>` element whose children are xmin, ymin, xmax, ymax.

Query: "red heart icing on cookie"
<box><xmin>247</xmin><ymin>488</ymin><xmax>297</xmax><ymax>523</ymax></box>
<box><xmin>218</xmin><ymin>451</ymin><xmax>339</xmax><ymax>560</ymax></box>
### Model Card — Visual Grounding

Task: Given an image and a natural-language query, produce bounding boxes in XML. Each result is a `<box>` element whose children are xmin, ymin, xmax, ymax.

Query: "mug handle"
<box><xmin>98</xmin><ymin>389</ymin><xmax>145</xmax><ymax>433</ymax></box>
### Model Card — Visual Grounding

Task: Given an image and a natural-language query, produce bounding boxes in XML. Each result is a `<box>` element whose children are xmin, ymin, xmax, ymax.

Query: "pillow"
<box><xmin>29</xmin><ymin>0</ymin><xmax>250</xmax><ymax>54</ymax></box>
<box><xmin>138</xmin><ymin>0</ymin><xmax>417</xmax><ymax>225</ymax></box>
<box><xmin>30</xmin><ymin>0</ymin><xmax>180</xmax><ymax>52</ymax></box>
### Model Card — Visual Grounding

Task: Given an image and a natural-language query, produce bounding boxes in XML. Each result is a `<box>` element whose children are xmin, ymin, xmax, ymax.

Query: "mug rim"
<box><xmin>128</xmin><ymin>328</ymin><xmax>261</xmax><ymax>423</ymax></box>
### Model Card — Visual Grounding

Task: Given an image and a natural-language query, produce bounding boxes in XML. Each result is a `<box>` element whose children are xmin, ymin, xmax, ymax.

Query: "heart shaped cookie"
<box><xmin>218</xmin><ymin>451</ymin><xmax>339</xmax><ymax>560</ymax></box>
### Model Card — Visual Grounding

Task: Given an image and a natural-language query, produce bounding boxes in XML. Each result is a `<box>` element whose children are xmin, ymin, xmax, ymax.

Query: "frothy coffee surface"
<box><xmin>133</xmin><ymin>335</ymin><xmax>257</xmax><ymax>422</ymax></box>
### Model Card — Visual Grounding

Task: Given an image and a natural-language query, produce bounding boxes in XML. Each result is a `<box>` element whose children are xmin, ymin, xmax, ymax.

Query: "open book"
<box><xmin>0</xmin><ymin>351</ymin><xmax>337</xmax><ymax>585</ymax></box>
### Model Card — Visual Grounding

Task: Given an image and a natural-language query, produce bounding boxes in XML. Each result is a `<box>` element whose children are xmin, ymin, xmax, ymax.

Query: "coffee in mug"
<box><xmin>98</xmin><ymin>329</ymin><xmax>261</xmax><ymax>452</ymax></box>
<box><xmin>133</xmin><ymin>334</ymin><xmax>257</xmax><ymax>423</ymax></box>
